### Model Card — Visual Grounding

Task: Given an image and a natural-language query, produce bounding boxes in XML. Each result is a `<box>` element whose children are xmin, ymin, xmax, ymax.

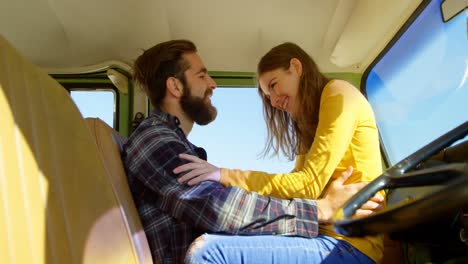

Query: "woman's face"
<box><xmin>258</xmin><ymin>58</ymin><xmax>302</xmax><ymax>117</ymax></box>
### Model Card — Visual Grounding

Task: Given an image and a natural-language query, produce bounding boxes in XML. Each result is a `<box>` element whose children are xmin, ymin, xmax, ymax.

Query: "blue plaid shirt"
<box><xmin>122</xmin><ymin>109</ymin><xmax>319</xmax><ymax>263</ymax></box>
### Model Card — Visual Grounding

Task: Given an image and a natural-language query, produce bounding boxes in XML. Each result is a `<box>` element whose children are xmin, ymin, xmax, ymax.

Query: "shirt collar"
<box><xmin>149</xmin><ymin>109</ymin><xmax>207</xmax><ymax>161</ymax></box>
<box><xmin>149</xmin><ymin>108</ymin><xmax>181</xmax><ymax>129</ymax></box>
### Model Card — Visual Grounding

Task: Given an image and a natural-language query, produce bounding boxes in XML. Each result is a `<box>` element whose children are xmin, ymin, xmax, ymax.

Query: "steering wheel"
<box><xmin>333</xmin><ymin>121</ymin><xmax>468</xmax><ymax>237</ymax></box>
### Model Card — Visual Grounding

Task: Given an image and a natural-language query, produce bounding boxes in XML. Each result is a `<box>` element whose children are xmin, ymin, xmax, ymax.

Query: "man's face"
<box><xmin>180</xmin><ymin>53</ymin><xmax>217</xmax><ymax>125</ymax></box>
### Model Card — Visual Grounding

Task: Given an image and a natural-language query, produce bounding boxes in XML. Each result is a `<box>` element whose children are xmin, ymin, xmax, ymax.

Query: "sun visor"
<box><xmin>330</xmin><ymin>0</ymin><xmax>422</xmax><ymax>69</ymax></box>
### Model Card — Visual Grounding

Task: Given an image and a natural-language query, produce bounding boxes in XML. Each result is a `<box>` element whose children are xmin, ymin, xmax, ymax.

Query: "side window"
<box><xmin>50</xmin><ymin>65</ymin><xmax>132</xmax><ymax>135</ymax></box>
<box><xmin>189</xmin><ymin>87</ymin><xmax>295</xmax><ymax>173</ymax></box>
<box><xmin>70</xmin><ymin>89</ymin><xmax>117</xmax><ymax>129</ymax></box>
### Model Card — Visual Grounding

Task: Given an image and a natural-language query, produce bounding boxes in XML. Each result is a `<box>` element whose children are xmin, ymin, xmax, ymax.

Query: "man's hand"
<box><xmin>317</xmin><ymin>167</ymin><xmax>384</xmax><ymax>224</ymax></box>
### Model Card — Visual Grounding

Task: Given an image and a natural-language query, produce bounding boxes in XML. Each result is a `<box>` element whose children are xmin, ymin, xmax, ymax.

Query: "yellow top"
<box><xmin>220</xmin><ymin>80</ymin><xmax>384</xmax><ymax>263</ymax></box>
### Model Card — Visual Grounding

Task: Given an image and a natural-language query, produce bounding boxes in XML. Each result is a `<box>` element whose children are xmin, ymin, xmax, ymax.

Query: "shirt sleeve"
<box><xmin>292</xmin><ymin>154</ymin><xmax>305</xmax><ymax>172</ymax></box>
<box><xmin>126</xmin><ymin>127</ymin><xmax>319</xmax><ymax>237</ymax></box>
<box><xmin>220</xmin><ymin>82</ymin><xmax>361</xmax><ymax>199</ymax></box>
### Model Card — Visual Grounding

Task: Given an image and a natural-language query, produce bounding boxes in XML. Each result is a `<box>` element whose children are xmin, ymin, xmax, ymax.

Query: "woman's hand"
<box><xmin>175</xmin><ymin>153</ymin><xmax>221</xmax><ymax>185</ymax></box>
<box><xmin>318</xmin><ymin>167</ymin><xmax>385</xmax><ymax>223</ymax></box>
<box><xmin>354</xmin><ymin>192</ymin><xmax>385</xmax><ymax>219</ymax></box>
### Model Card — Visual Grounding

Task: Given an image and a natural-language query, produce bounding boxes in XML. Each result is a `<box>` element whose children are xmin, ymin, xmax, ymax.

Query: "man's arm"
<box><xmin>125</xmin><ymin>127</ymin><xmax>319</xmax><ymax>237</ymax></box>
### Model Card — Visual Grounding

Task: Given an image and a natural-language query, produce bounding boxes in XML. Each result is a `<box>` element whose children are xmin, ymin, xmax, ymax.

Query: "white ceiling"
<box><xmin>0</xmin><ymin>0</ymin><xmax>421</xmax><ymax>73</ymax></box>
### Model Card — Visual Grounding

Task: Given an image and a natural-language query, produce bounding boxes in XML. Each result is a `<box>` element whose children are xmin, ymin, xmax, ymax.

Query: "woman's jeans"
<box><xmin>185</xmin><ymin>234</ymin><xmax>374</xmax><ymax>263</ymax></box>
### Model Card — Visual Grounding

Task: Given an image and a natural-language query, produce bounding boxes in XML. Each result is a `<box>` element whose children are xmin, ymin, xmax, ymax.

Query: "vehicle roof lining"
<box><xmin>0</xmin><ymin>0</ymin><xmax>422</xmax><ymax>73</ymax></box>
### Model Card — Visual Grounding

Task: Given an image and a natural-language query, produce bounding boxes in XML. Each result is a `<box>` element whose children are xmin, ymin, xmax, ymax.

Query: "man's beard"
<box><xmin>180</xmin><ymin>85</ymin><xmax>217</xmax><ymax>125</ymax></box>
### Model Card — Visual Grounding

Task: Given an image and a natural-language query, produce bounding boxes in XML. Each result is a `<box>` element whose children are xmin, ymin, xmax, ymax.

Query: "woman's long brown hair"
<box><xmin>257</xmin><ymin>42</ymin><xmax>329</xmax><ymax>160</ymax></box>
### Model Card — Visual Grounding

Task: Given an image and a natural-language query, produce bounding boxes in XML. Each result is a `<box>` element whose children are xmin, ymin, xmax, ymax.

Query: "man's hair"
<box><xmin>133</xmin><ymin>40</ymin><xmax>197</xmax><ymax>108</ymax></box>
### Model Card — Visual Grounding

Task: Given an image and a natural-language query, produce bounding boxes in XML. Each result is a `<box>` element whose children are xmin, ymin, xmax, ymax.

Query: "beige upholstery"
<box><xmin>85</xmin><ymin>117</ymin><xmax>152</xmax><ymax>263</ymax></box>
<box><xmin>0</xmin><ymin>35</ymin><xmax>152</xmax><ymax>264</ymax></box>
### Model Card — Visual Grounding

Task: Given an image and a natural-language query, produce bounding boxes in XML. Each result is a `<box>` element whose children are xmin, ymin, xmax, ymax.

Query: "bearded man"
<box><xmin>123</xmin><ymin>40</ymin><xmax>376</xmax><ymax>264</ymax></box>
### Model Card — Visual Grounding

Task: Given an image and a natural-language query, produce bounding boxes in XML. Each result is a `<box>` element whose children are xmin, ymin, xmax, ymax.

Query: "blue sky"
<box><xmin>71</xmin><ymin>90</ymin><xmax>115</xmax><ymax>126</ymax></box>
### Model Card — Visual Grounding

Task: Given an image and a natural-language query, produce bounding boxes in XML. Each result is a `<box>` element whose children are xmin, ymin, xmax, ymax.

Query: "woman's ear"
<box><xmin>290</xmin><ymin>58</ymin><xmax>303</xmax><ymax>76</ymax></box>
<box><xmin>166</xmin><ymin>77</ymin><xmax>183</xmax><ymax>98</ymax></box>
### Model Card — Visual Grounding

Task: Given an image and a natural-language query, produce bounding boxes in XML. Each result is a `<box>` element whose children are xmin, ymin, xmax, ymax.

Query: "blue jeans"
<box><xmin>185</xmin><ymin>234</ymin><xmax>374</xmax><ymax>264</ymax></box>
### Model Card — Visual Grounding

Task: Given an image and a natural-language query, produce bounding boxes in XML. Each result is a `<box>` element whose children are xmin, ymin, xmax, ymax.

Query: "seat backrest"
<box><xmin>0</xmin><ymin>35</ymin><xmax>152</xmax><ymax>264</ymax></box>
<box><xmin>85</xmin><ymin>117</ymin><xmax>152</xmax><ymax>263</ymax></box>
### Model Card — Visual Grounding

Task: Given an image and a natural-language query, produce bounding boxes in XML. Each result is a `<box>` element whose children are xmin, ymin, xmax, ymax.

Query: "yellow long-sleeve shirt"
<box><xmin>220</xmin><ymin>80</ymin><xmax>384</xmax><ymax>263</ymax></box>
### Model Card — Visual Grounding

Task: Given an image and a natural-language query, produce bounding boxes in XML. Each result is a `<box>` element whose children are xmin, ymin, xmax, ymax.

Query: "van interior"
<box><xmin>1</xmin><ymin>0</ymin><xmax>467</xmax><ymax>263</ymax></box>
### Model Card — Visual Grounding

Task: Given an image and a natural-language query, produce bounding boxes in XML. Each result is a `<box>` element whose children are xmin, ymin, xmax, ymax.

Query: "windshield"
<box><xmin>363</xmin><ymin>0</ymin><xmax>467</xmax><ymax>165</ymax></box>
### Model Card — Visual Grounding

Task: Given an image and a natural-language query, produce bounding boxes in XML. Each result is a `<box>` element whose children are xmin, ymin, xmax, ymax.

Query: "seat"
<box><xmin>85</xmin><ymin>117</ymin><xmax>152</xmax><ymax>263</ymax></box>
<box><xmin>0</xmin><ymin>35</ymin><xmax>152</xmax><ymax>264</ymax></box>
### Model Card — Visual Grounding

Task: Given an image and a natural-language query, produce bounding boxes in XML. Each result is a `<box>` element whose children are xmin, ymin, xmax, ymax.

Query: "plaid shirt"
<box><xmin>122</xmin><ymin>109</ymin><xmax>320</xmax><ymax>264</ymax></box>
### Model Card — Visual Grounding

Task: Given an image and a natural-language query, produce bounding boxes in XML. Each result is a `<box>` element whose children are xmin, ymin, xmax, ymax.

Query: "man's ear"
<box><xmin>289</xmin><ymin>58</ymin><xmax>303</xmax><ymax>76</ymax></box>
<box><xmin>166</xmin><ymin>77</ymin><xmax>183</xmax><ymax>98</ymax></box>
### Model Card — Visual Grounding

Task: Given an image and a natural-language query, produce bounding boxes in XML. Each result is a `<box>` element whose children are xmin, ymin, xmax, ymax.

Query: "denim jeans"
<box><xmin>185</xmin><ymin>234</ymin><xmax>374</xmax><ymax>264</ymax></box>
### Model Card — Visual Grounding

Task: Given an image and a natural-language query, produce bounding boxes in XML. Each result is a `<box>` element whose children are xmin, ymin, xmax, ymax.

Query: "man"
<box><xmin>123</xmin><ymin>40</ymin><xmax>380</xmax><ymax>263</ymax></box>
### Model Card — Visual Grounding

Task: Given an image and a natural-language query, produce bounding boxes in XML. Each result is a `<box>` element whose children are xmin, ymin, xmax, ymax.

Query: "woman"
<box><xmin>176</xmin><ymin>42</ymin><xmax>384</xmax><ymax>263</ymax></box>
